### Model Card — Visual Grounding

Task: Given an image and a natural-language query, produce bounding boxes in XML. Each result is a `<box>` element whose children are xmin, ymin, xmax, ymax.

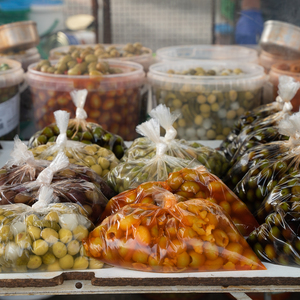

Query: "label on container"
<box><xmin>0</xmin><ymin>94</ymin><xmax>20</xmax><ymax>137</ymax></box>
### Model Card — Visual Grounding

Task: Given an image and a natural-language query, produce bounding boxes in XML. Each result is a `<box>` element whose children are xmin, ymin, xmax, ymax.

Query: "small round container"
<box><xmin>269</xmin><ymin>62</ymin><xmax>300</xmax><ymax>111</ymax></box>
<box><xmin>156</xmin><ymin>45</ymin><xmax>258</xmax><ymax>63</ymax></box>
<box><xmin>26</xmin><ymin>60</ymin><xmax>145</xmax><ymax>141</ymax></box>
<box><xmin>49</xmin><ymin>44</ymin><xmax>153</xmax><ymax>72</ymax></box>
<box><xmin>0</xmin><ymin>58</ymin><xmax>24</xmax><ymax>140</ymax></box>
<box><xmin>259</xmin><ymin>50</ymin><xmax>300</xmax><ymax>73</ymax></box>
<box><xmin>148</xmin><ymin>60</ymin><xmax>266</xmax><ymax>141</ymax></box>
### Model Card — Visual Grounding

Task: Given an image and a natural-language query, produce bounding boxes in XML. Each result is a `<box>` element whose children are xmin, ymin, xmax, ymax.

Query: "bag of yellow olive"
<box><xmin>247</xmin><ymin>206</ymin><xmax>300</xmax><ymax>267</ymax></box>
<box><xmin>122</xmin><ymin>104</ymin><xmax>229</xmax><ymax>178</ymax></box>
<box><xmin>0</xmin><ymin>152</ymin><xmax>109</xmax><ymax>224</ymax></box>
<box><xmin>225</xmin><ymin>111</ymin><xmax>300</xmax><ymax>218</ymax></box>
<box><xmin>0</xmin><ymin>137</ymin><xmax>113</xmax><ymax>199</ymax></box>
<box><xmin>29</xmin><ymin>110</ymin><xmax>119</xmax><ymax>181</ymax></box>
<box><xmin>83</xmin><ymin>189</ymin><xmax>266</xmax><ymax>272</ymax></box>
<box><xmin>147</xmin><ymin>60</ymin><xmax>266</xmax><ymax>142</ymax></box>
<box><xmin>107</xmin><ymin>118</ymin><xmax>201</xmax><ymax>194</ymax></box>
<box><xmin>0</xmin><ymin>185</ymin><xmax>104</xmax><ymax>273</ymax></box>
<box><xmin>28</xmin><ymin>89</ymin><xmax>127</xmax><ymax>159</ymax></box>
<box><xmin>165</xmin><ymin>166</ymin><xmax>259</xmax><ymax>236</ymax></box>
<box><xmin>220</xmin><ymin>75</ymin><xmax>300</xmax><ymax>163</ymax></box>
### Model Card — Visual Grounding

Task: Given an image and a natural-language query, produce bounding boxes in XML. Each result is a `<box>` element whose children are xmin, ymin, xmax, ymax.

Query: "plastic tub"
<box><xmin>0</xmin><ymin>58</ymin><xmax>24</xmax><ymax>140</ymax></box>
<box><xmin>148</xmin><ymin>60</ymin><xmax>266</xmax><ymax>140</ymax></box>
<box><xmin>156</xmin><ymin>45</ymin><xmax>258</xmax><ymax>63</ymax></box>
<box><xmin>259</xmin><ymin>50</ymin><xmax>300</xmax><ymax>73</ymax></box>
<box><xmin>269</xmin><ymin>62</ymin><xmax>300</xmax><ymax>111</ymax></box>
<box><xmin>26</xmin><ymin>60</ymin><xmax>145</xmax><ymax>141</ymax></box>
<box><xmin>49</xmin><ymin>44</ymin><xmax>153</xmax><ymax>72</ymax></box>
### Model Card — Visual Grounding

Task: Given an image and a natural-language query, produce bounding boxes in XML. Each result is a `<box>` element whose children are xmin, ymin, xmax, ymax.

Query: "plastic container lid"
<box><xmin>49</xmin><ymin>44</ymin><xmax>153</xmax><ymax>71</ymax></box>
<box><xmin>0</xmin><ymin>58</ymin><xmax>24</xmax><ymax>88</ymax></box>
<box><xmin>26</xmin><ymin>59</ymin><xmax>145</xmax><ymax>91</ymax></box>
<box><xmin>156</xmin><ymin>45</ymin><xmax>258</xmax><ymax>63</ymax></box>
<box><xmin>148</xmin><ymin>60</ymin><xmax>266</xmax><ymax>92</ymax></box>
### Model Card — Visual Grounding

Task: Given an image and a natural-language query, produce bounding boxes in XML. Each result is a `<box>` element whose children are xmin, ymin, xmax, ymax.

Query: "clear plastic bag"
<box><xmin>28</xmin><ymin>90</ymin><xmax>127</xmax><ymax>159</ymax></box>
<box><xmin>0</xmin><ymin>152</ymin><xmax>109</xmax><ymax>224</ymax></box>
<box><xmin>0</xmin><ymin>186</ymin><xmax>104</xmax><ymax>273</ymax></box>
<box><xmin>247</xmin><ymin>206</ymin><xmax>300</xmax><ymax>267</ymax></box>
<box><xmin>123</xmin><ymin>104</ymin><xmax>229</xmax><ymax>178</ymax></box>
<box><xmin>30</xmin><ymin>110</ymin><xmax>119</xmax><ymax>179</ymax></box>
<box><xmin>220</xmin><ymin>76</ymin><xmax>300</xmax><ymax>161</ymax></box>
<box><xmin>0</xmin><ymin>137</ymin><xmax>115</xmax><ymax>200</ymax></box>
<box><xmin>225</xmin><ymin>111</ymin><xmax>300</xmax><ymax>217</ymax></box>
<box><xmin>83</xmin><ymin>189</ymin><xmax>266</xmax><ymax>273</ymax></box>
<box><xmin>107</xmin><ymin>118</ymin><xmax>200</xmax><ymax>194</ymax></box>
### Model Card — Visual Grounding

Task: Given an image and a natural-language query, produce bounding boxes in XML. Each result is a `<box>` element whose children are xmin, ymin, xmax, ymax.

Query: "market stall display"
<box><xmin>28</xmin><ymin>89</ymin><xmax>126</xmax><ymax>159</ymax></box>
<box><xmin>26</xmin><ymin>59</ymin><xmax>145</xmax><ymax>141</ymax></box>
<box><xmin>148</xmin><ymin>60</ymin><xmax>266</xmax><ymax>140</ymax></box>
<box><xmin>0</xmin><ymin>58</ymin><xmax>24</xmax><ymax>140</ymax></box>
<box><xmin>83</xmin><ymin>189</ymin><xmax>266</xmax><ymax>273</ymax></box>
<box><xmin>30</xmin><ymin>110</ymin><xmax>119</xmax><ymax>178</ymax></box>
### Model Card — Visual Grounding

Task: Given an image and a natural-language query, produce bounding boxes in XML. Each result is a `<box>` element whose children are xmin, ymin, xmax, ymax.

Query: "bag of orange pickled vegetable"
<box><xmin>83</xmin><ymin>189</ymin><xmax>266</xmax><ymax>273</ymax></box>
<box><xmin>107</xmin><ymin>118</ymin><xmax>200</xmax><ymax>194</ymax></box>
<box><xmin>122</xmin><ymin>104</ymin><xmax>229</xmax><ymax>178</ymax></box>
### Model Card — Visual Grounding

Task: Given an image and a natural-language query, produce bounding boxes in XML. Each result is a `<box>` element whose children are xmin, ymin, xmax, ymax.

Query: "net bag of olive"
<box><xmin>225</xmin><ymin>111</ymin><xmax>300</xmax><ymax>217</ymax></box>
<box><xmin>220</xmin><ymin>76</ymin><xmax>300</xmax><ymax>162</ymax></box>
<box><xmin>30</xmin><ymin>110</ymin><xmax>119</xmax><ymax>179</ymax></box>
<box><xmin>83</xmin><ymin>189</ymin><xmax>266</xmax><ymax>273</ymax></box>
<box><xmin>107</xmin><ymin>118</ymin><xmax>201</xmax><ymax>194</ymax></box>
<box><xmin>0</xmin><ymin>185</ymin><xmax>104</xmax><ymax>273</ymax></box>
<box><xmin>0</xmin><ymin>152</ymin><xmax>109</xmax><ymax>224</ymax></box>
<box><xmin>28</xmin><ymin>89</ymin><xmax>126</xmax><ymax>159</ymax></box>
<box><xmin>0</xmin><ymin>136</ymin><xmax>115</xmax><ymax>200</ymax></box>
<box><xmin>122</xmin><ymin>104</ymin><xmax>229</xmax><ymax>178</ymax></box>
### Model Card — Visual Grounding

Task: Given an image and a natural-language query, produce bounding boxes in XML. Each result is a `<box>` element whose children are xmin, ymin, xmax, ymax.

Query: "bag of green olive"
<box><xmin>220</xmin><ymin>75</ymin><xmax>300</xmax><ymax>161</ymax></box>
<box><xmin>122</xmin><ymin>104</ymin><xmax>229</xmax><ymax>178</ymax></box>
<box><xmin>247</xmin><ymin>206</ymin><xmax>300</xmax><ymax>267</ymax></box>
<box><xmin>28</xmin><ymin>90</ymin><xmax>126</xmax><ymax>159</ymax></box>
<box><xmin>224</xmin><ymin>111</ymin><xmax>300</xmax><ymax>216</ymax></box>
<box><xmin>0</xmin><ymin>185</ymin><xmax>104</xmax><ymax>273</ymax></box>
<box><xmin>107</xmin><ymin>118</ymin><xmax>201</xmax><ymax>194</ymax></box>
<box><xmin>0</xmin><ymin>136</ymin><xmax>115</xmax><ymax>200</ymax></box>
<box><xmin>0</xmin><ymin>152</ymin><xmax>109</xmax><ymax>224</ymax></box>
<box><xmin>220</xmin><ymin>75</ymin><xmax>300</xmax><ymax>162</ymax></box>
<box><xmin>30</xmin><ymin>110</ymin><xmax>119</xmax><ymax>180</ymax></box>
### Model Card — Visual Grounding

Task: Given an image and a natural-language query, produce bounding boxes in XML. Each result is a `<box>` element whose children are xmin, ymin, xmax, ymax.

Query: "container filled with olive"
<box><xmin>28</xmin><ymin>115</ymin><xmax>127</xmax><ymax>159</ymax></box>
<box><xmin>148</xmin><ymin>60</ymin><xmax>266</xmax><ymax>140</ymax></box>
<box><xmin>0</xmin><ymin>58</ymin><xmax>24</xmax><ymax>140</ymax></box>
<box><xmin>0</xmin><ymin>202</ymin><xmax>104</xmax><ymax>272</ymax></box>
<box><xmin>26</xmin><ymin>59</ymin><xmax>145</xmax><ymax>141</ymax></box>
<box><xmin>247</xmin><ymin>208</ymin><xmax>300</xmax><ymax>267</ymax></box>
<box><xmin>49</xmin><ymin>43</ymin><xmax>153</xmax><ymax>71</ymax></box>
<box><xmin>83</xmin><ymin>191</ymin><xmax>266</xmax><ymax>273</ymax></box>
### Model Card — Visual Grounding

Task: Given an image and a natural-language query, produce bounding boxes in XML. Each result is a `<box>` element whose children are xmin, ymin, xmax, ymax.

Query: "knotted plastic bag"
<box><xmin>123</xmin><ymin>104</ymin><xmax>229</xmax><ymax>178</ymax></box>
<box><xmin>0</xmin><ymin>186</ymin><xmax>104</xmax><ymax>273</ymax></box>
<box><xmin>0</xmin><ymin>152</ymin><xmax>109</xmax><ymax>224</ymax></box>
<box><xmin>220</xmin><ymin>76</ymin><xmax>300</xmax><ymax>162</ymax></box>
<box><xmin>226</xmin><ymin>111</ymin><xmax>300</xmax><ymax>217</ymax></box>
<box><xmin>83</xmin><ymin>189</ymin><xmax>266</xmax><ymax>273</ymax></box>
<box><xmin>107</xmin><ymin>118</ymin><xmax>200</xmax><ymax>194</ymax></box>
<box><xmin>28</xmin><ymin>90</ymin><xmax>126</xmax><ymax>159</ymax></box>
<box><xmin>30</xmin><ymin>110</ymin><xmax>119</xmax><ymax>180</ymax></box>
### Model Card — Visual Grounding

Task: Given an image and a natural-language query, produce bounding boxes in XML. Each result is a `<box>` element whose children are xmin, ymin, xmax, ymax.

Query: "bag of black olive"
<box><xmin>224</xmin><ymin>111</ymin><xmax>300</xmax><ymax>216</ymax></box>
<box><xmin>0</xmin><ymin>136</ymin><xmax>115</xmax><ymax>201</ymax></box>
<box><xmin>0</xmin><ymin>185</ymin><xmax>104</xmax><ymax>273</ymax></box>
<box><xmin>28</xmin><ymin>89</ymin><xmax>126</xmax><ymax>159</ymax></box>
<box><xmin>29</xmin><ymin>110</ymin><xmax>119</xmax><ymax>180</ymax></box>
<box><xmin>122</xmin><ymin>104</ymin><xmax>229</xmax><ymax>178</ymax></box>
<box><xmin>220</xmin><ymin>75</ymin><xmax>300</xmax><ymax>162</ymax></box>
<box><xmin>0</xmin><ymin>152</ymin><xmax>109</xmax><ymax>224</ymax></box>
<box><xmin>107</xmin><ymin>118</ymin><xmax>201</xmax><ymax>194</ymax></box>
